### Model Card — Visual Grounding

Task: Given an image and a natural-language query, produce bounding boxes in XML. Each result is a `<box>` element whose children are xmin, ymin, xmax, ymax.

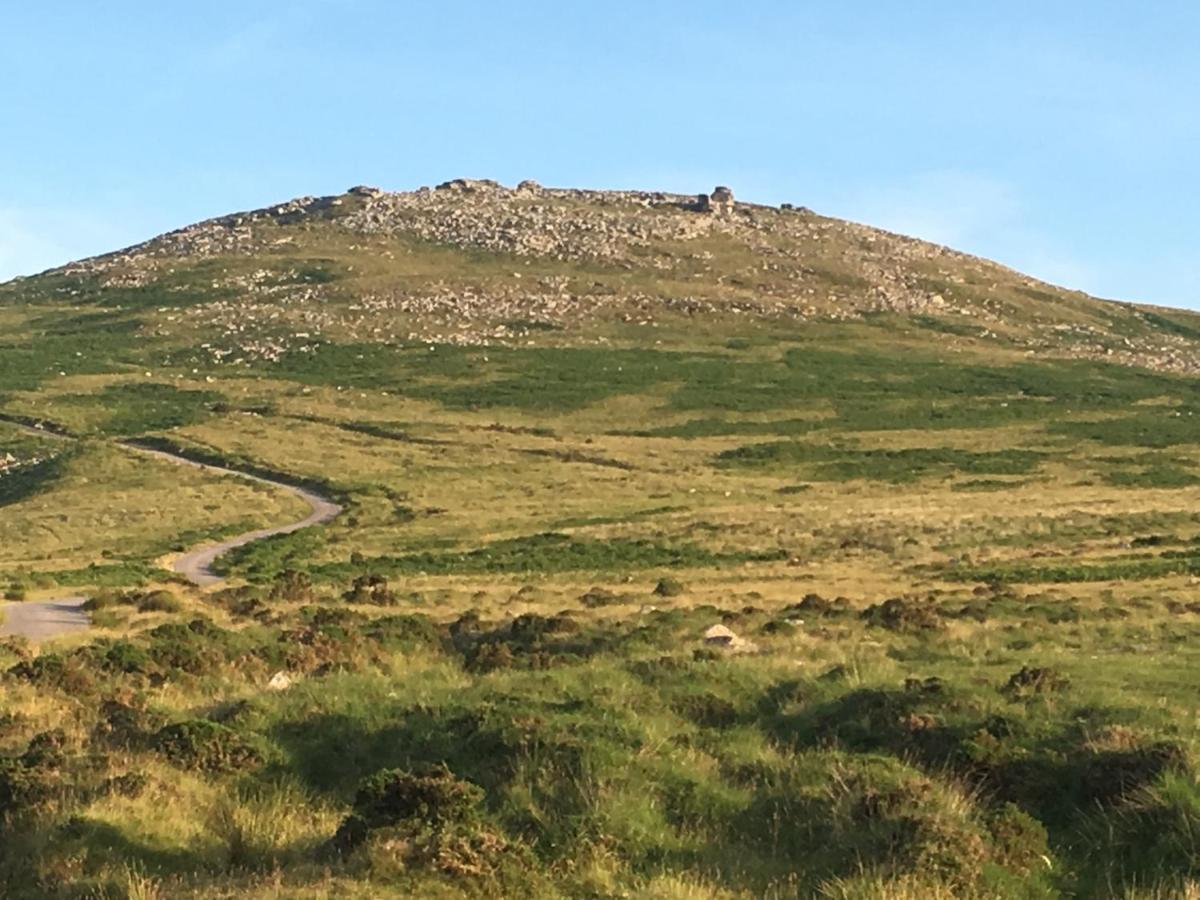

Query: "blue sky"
<box><xmin>3</xmin><ymin>2</ymin><xmax>1197</xmax><ymax>307</ymax></box>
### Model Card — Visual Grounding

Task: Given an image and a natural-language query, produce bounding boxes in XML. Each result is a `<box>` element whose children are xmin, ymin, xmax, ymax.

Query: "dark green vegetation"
<box><xmin>718</xmin><ymin>443</ymin><xmax>1046</xmax><ymax>483</ymax></box>
<box><xmin>226</xmin><ymin>532</ymin><xmax>787</xmax><ymax>583</ymax></box>
<box><xmin>0</xmin><ymin>453</ymin><xmax>69</xmax><ymax>509</ymax></box>
<box><xmin>1053</xmin><ymin>411</ymin><xmax>1200</xmax><ymax>448</ymax></box>
<box><xmin>5</xmin><ymin>183</ymin><xmax>1200</xmax><ymax>897</ymax></box>
<box><xmin>81</xmin><ymin>382</ymin><xmax>222</xmax><ymax>435</ymax></box>
<box><xmin>267</xmin><ymin>341</ymin><xmax>1200</xmax><ymax>428</ymax></box>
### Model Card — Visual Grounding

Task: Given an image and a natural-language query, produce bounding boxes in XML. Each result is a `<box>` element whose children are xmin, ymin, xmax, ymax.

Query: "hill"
<box><xmin>2</xmin><ymin>181</ymin><xmax>1200</xmax><ymax>898</ymax></box>
<box><xmin>11</xmin><ymin>178</ymin><xmax>1200</xmax><ymax>368</ymax></box>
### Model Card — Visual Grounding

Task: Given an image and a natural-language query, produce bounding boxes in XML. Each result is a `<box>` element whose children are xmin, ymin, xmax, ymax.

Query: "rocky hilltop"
<box><xmin>9</xmin><ymin>178</ymin><xmax>1200</xmax><ymax>373</ymax></box>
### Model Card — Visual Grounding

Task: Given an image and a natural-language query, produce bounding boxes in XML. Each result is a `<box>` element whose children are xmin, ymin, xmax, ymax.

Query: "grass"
<box><xmin>949</xmin><ymin>552</ymin><xmax>1200</xmax><ymax>585</ymax></box>
<box><xmin>717</xmin><ymin>441</ymin><xmax>1047</xmax><ymax>483</ymax></box>
<box><xmin>82</xmin><ymin>382</ymin><xmax>223</xmax><ymax>435</ymax></box>
<box><xmin>1</xmin><ymin>590</ymin><xmax>1199</xmax><ymax>897</ymax></box>
<box><xmin>0</xmin><ymin>452</ymin><xmax>71</xmax><ymax>508</ymax></box>
<box><xmin>1103</xmin><ymin>462</ymin><xmax>1200</xmax><ymax>488</ymax></box>
<box><xmin>225</xmin><ymin>531</ymin><xmax>788</xmax><ymax>583</ymax></box>
<box><xmin>7</xmin><ymin>183</ymin><xmax>1200</xmax><ymax>895</ymax></box>
<box><xmin>0</xmin><ymin>441</ymin><xmax>309</xmax><ymax>577</ymax></box>
<box><xmin>1053</xmin><ymin>411</ymin><xmax>1200</xmax><ymax>448</ymax></box>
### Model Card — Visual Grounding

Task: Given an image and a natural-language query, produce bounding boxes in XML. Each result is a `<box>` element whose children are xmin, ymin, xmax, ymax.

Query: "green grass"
<box><xmin>225</xmin><ymin>531</ymin><xmax>788</xmax><ymax>583</ymax></box>
<box><xmin>952</xmin><ymin>478</ymin><xmax>1026</xmax><ymax>492</ymax></box>
<box><xmin>1103</xmin><ymin>462</ymin><xmax>1200</xmax><ymax>488</ymax></box>
<box><xmin>1053</xmin><ymin>410</ymin><xmax>1200</xmax><ymax>448</ymax></box>
<box><xmin>949</xmin><ymin>551</ymin><xmax>1200</xmax><ymax>584</ymax></box>
<box><xmin>0</xmin><ymin>452</ymin><xmax>71</xmax><ymax>508</ymax></box>
<box><xmin>257</xmin><ymin>340</ymin><xmax>1200</xmax><ymax>429</ymax></box>
<box><xmin>1140</xmin><ymin>310</ymin><xmax>1200</xmax><ymax>341</ymax></box>
<box><xmin>0</xmin><ymin>330</ymin><xmax>143</xmax><ymax>392</ymax></box>
<box><xmin>717</xmin><ymin>441</ymin><xmax>1047</xmax><ymax>483</ymax></box>
<box><xmin>61</xmin><ymin>382</ymin><xmax>224</xmax><ymax>435</ymax></box>
<box><xmin>22</xmin><ymin>560</ymin><xmax>165</xmax><ymax>588</ymax></box>
<box><xmin>909</xmin><ymin>314</ymin><xmax>983</xmax><ymax>337</ymax></box>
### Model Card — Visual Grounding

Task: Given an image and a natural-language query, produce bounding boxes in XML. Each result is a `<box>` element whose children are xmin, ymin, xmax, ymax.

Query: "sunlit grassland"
<box><xmin>0</xmin><ymin>441</ymin><xmax>308</xmax><ymax>578</ymax></box>
<box><xmin>7</xmin><ymin>332</ymin><xmax>1200</xmax><ymax>595</ymax></box>
<box><xmin>4</xmin><ymin>579</ymin><xmax>1200</xmax><ymax>897</ymax></box>
<box><xmin>0</xmin><ymin>420</ymin><xmax>59</xmax><ymax>457</ymax></box>
<box><xmin>9</xmin><ymin>192</ymin><xmax>1200</xmax><ymax>895</ymax></box>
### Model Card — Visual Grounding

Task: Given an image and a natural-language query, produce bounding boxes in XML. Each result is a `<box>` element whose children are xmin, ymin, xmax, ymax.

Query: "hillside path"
<box><xmin>0</xmin><ymin>429</ymin><xmax>342</xmax><ymax>639</ymax></box>
<box><xmin>128</xmin><ymin>445</ymin><xmax>342</xmax><ymax>586</ymax></box>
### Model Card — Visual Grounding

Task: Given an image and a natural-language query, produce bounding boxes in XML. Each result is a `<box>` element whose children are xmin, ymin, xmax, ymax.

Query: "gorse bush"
<box><xmin>152</xmin><ymin>720</ymin><xmax>263</xmax><ymax>773</ymax></box>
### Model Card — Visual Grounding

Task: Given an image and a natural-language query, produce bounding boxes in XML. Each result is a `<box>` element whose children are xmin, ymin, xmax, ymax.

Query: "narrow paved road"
<box><xmin>0</xmin><ymin>434</ymin><xmax>342</xmax><ymax>640</ymax></box>
<box><xmin>0</xmin><ymin>597</ymin><xmax>89</xmax><ymax>641</ymax></box>
<box><xmin>128</xmin><ymin>445</ymin><xmax>343</xmax><ymax>586</ymax></box>
<box><xmin>170</xmin><ymin>481</ymin><xmax>341</xmax><ymax>585</ymax></box>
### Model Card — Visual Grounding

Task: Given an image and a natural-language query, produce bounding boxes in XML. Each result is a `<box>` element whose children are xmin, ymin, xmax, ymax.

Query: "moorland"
<box><xmin>2</xmin><ymin>180</ymin><xmax>1200</xmax><ymax>898</ymax></box>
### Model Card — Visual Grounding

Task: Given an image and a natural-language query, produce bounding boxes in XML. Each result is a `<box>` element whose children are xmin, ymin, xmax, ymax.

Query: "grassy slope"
<box><xmin>1</xmin><ymin>185</ymin><xmax>1200</xmax><ymax>896</ymax></box>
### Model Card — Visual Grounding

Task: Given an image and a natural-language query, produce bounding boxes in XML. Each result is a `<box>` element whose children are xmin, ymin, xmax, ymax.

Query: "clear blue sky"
<box><xmin>3</xmin><ymin>2</ymin><xmax>1197</xmax><ymax>307</ymax></box>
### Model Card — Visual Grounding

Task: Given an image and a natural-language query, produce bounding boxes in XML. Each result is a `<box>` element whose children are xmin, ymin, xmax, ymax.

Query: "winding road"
<box><xmin>0</xmin><ymin>437</ymin><xmax>342</xmax><ymax>641</ymax></box>
<box><xmin>131</xmin><ymin>445</ymin><xmax>343</xmax><ymax>586</ymax></box>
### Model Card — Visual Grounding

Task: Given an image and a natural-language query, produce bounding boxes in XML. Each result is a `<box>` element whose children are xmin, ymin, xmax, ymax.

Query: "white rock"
<box><xmin>703</xmin><ymin>623</ymin><xmax>759</xmax><ymax>654</ymax></box>
<box><xmin>267</xmin><ymin>671</ymin><xmax>293</xmax><ymax>691</ymax></box>
<box><xmin>704</xmin><ymin>624</ymin><xmax>737</xmax><ymax>646</ymax></box>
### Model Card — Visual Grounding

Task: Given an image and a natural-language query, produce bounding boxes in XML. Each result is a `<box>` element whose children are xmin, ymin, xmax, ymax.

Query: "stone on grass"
<box><xmin>267</xmin><ymin>671</ymin><xmax>293</xmax><ymax>692</ymax></box>
<box><xmin>703</xmin><ymin>624</ymin><xmax>759</xmax><ymax>654</ymax></box>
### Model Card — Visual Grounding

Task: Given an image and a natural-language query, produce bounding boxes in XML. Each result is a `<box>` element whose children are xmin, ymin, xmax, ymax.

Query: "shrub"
<box><xmin>343</xmin><ymin>574</ymin><xmax>397</xmax><ymax>606</ymax></box>
<box><xmin>365</xmin><ymin>614</ymin><xmax>441</xmax><ymax>651</ymax></box>
<box><xmin>349</xmin><ymin>765</ymin><xmax>485</xmax><ymax>833</ymax></box>
<box><xmin>761</xmin><ymin>620</ymin><xmax>797</xmax><ymax>638</ymax></box>
<box><xmin>152</xmin><ymin>720</ymin><xmax>262</xmax><ymax>772</ymax></box>
<box><xmin>509</xmin><ymin>612</ymin><xmax>575</xmax><ymax>642</ymax></box>
<box><xmin>83</xmin><ymin>589</ymin><xmax>181</xmax><ymax>614</ymax></box>
<box><xmin>450</xmin><ymin>609</ymin><xmax>482</xmax><ymax>638</ymax></box>
<box><xmin>101</xmin><ymin>771</ymin><xmax>150</xmax><ymax>798</ymax></box>
<box><xmin>0</xmin><ymin>729</ymin><xmax>68</xmax><ymax>815</ymax></box>
<box><xmin>1000</xmin><ymin>666</ymin><xmax>1070</xmax><ymax>700</ymax></box>
<box><xmin>94</xmin><ymin>699</ymin><xmax>165</xmax><ymax>750</ymax></box>
<box><xmin>579</xmin><ymin>587</ymin><xmax>622</xmax><ymax>608</ymax></box>
<box><xmin>82</xmin><ymin>591</ymin><xmax>119</xmax><ymax>612</ymax></box>
<box><xmin>8</xmin><ymin>652</ymin><xmax>95</xmax><ymax>693</ymax></box>
<box><xmin>270</xmin><ymin>569</ymin><xmax>315</xmax><ymax>604</ymax></box>
<box><xmin>653</xmin><ymin>577</ymin><xmax>686</xmax><ymax>598</ymax></box>
<box><xmin>333</xmin><ymin>765</ymin><xmax>504</xmax><ymax>877</ymax></box>
<box><xmin>986</xmin><ymin>802</ymin><xmax>1051</xmax><ymax>872</ymax></box>
<box><xmin>136</xmin><ymin>590</ymin><xmax>182</xmax><ymax>613</ymax></box>
<box><xmin>785</xmin><ymin>594</ymin><xmax>853</xmax><ymax>619</ymax></box>
<box><xmin>142</xmin><ymin>618</ymin><xmax>247</xmax><ymax>675</ymax></box>
<box><xmin>861</xmin><ymin>598</ymin><xmax>942</xmax><ymax>632</ymax></box>
<box><xmin>0</xmin><ymin>636</ymin><xmax>31</xmax><ymax>662</ymax></box>
<box><xmin>468</xmin><ymin>642</ymin><xmax>515</xmax><ymax>673</ymax></box>
<box><xmin>97</xmin><ymin>639</ymin><xmax>154</xmax><ymax>675</ymax></box>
